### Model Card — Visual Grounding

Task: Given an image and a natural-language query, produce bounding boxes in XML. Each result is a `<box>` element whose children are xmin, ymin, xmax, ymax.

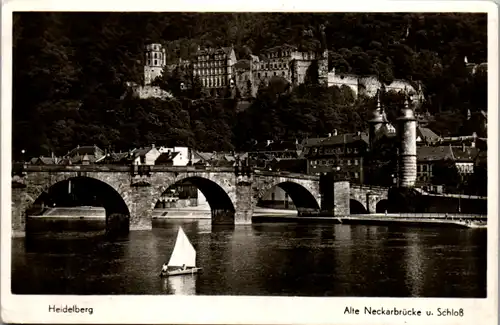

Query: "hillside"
<box><xmin>13</xmin><ymin>12</ymin><xmax>487</xmax><ymax>159</ymax></box>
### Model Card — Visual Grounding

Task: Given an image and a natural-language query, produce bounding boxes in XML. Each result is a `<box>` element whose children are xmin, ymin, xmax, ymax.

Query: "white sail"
<box><xmin>167</xmin><ymin>227</ymin><xmax>196</xmax><ymax>267</ymax></box>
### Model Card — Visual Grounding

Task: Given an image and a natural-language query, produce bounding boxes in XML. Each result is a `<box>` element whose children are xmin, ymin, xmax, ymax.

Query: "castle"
<box><xmin>132</xmin><ymin>42</ymin><xmax>424</xmax><ymax>103</ymax></box>
<box><xmin>328</xmin><ymin>68</ymin><xmax>424</xmax><ymax>103</ymax></box>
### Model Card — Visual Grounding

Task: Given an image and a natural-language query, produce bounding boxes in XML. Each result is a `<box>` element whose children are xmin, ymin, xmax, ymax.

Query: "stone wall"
<box><xmin>144</xmin><ymin>66</ymin><xmax>164</xmax><ymax>85</ymax></box>
<box><xmin>328</xmin><ymin>72</ymin><xmax>359</xmax><ymax>96</ymax></box>
<box><xmin>132</xmin><ymin>85</ymin><xmax>173</xmax><ymax>100</ymax></box>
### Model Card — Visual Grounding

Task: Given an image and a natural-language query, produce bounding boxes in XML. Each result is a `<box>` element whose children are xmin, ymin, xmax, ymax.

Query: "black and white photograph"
<box><xmin>2</xmin><ymin>1</ymin><xmax>498</xmax><ymax>324</ymax></box>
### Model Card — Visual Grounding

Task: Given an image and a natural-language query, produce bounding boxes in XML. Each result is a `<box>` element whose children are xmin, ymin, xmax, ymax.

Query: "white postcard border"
<box><xmin>1</xmin><ymin>1</ymin><xmax>498</xmax><ymax>324</ymax></box>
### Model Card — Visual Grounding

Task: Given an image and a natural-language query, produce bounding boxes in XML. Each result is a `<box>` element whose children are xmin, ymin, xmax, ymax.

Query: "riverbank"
<box><xmin>30</xmin><ymin>206</ymin><xmax>298</xmax><ymax>220</ymax></box>
<box><xmin>253</xmin><ymin>213</ymin><xmax>487</xmax><ymax>228</ymax></box>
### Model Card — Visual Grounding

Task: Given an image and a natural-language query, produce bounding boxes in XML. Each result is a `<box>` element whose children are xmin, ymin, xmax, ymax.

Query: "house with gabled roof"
<box><xmin>95</xmin><ymin>151</ymin><xmax>134</xmax><ymax>165</ymax></box>
<box><xmin>29</xmin><ymin>156</ymin><xmax>61</xmax><ymax>165</ymax></box>
<box><xmin>59</xmin><ymin>145</ymin><xmax>104</xmax><ymax>165</ymax></box>
<box><xmin>416</xmin><ymin>126</ymin><xmax>441</xmax><ymax>145</ymax></box>
<box><xmin>131</xmin><ymin>145</ymin><xmax>161</xmax><ymax>165</ymax></box>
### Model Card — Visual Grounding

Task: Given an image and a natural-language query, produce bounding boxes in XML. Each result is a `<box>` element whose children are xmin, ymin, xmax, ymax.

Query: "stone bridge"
<box><xmin>349</xmin><ymin>184</ymin><xmax>389</xmax><ymax>214</ymax></box>
<box><xmin>11</xmin><ymin>164</ymin><xmax>388</xmax><ymax>235</ymax></box>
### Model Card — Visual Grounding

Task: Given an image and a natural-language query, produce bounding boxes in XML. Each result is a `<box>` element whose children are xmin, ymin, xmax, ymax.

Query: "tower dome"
<box><xmin>397</xmin><ymin>98</ymin><xmax>416</xmax><ymax>121</ymax></box>
<box><xmin>368</xmin><ymin>94</ymin><xmax>388</xmax><ymax>150</ymax></box>
<box><xmin>368</xmin><ymin>94</ymin><xmax>388</xmax><ymax>124</ymax></box>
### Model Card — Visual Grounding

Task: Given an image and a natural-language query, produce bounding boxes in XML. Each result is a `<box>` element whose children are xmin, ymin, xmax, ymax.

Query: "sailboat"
<box><xmin>160</xmin><ymin>226</ymin><xmax>201</xmax><ymax>277</ymax></box>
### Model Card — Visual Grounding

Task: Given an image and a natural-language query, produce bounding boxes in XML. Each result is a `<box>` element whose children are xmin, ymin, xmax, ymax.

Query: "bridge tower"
<box><xmin>367</xmin><ymin>92</ymin><xmax>388</xmax><ymax>150</ymax></box>
<box><xmin>396</xmin><ymin>96</ymin><xmax>417</xmax><ymax>187</ymax></box>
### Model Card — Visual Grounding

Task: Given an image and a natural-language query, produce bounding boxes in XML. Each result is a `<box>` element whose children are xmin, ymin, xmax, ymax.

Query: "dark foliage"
<box><xmin>13</xmin><ymin>12</ymin><xmax>487</xmax><ymax>159</ymax></box>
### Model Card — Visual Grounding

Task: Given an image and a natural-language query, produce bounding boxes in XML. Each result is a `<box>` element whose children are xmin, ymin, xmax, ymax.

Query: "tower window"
<box><xmin>147</xmin><ymin>60</ymin><xmax>151</xmax><ymax>65</ymax></box>
<box><xmin>154</xmin><ymin>60</ymin><xmax>157</xmax><ymax>65</ymax></box>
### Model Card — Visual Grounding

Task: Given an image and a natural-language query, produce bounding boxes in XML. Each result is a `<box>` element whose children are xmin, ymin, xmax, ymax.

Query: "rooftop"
<box><xmin>319</xmin><ymin>132</ymin><xmax>370</xmax><ymax>146</ymax></box>
<box><xmin>416</xmin><ymin>126</ymin><xmax>441</xmax><ymax>144</ymax></box>
<box><xmin>417</xmin><ymin>146</ymin><xmax>454</xmax><ymax>161</ymax></box>
<box><xmin>155</xmin><ymin>152</ymin><xmax>180</xmax><ymax>165</ymax></box>
<box><xmin>65</xmin><ymin>145</ymin><xmax>104</xmax><ymax>158</ymax></box>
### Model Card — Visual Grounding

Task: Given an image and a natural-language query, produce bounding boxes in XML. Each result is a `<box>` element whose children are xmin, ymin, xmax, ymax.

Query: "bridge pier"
<box><xmin>366</xmin><ymin>193</ymin><xmax>378</xmax><ymax>214</ymax></box>
<box><xmin>333</xmin><ymin>181</ymin><xmax>350</xmax><ymax>216</ymax></box>
<box><xmin>319</xmin><ymin>174</ymin><xmax>349</xmax><ymax>216</ymax></box>
<box><xmin>11</xmin><ymin>187</ymin><xmax>28</xmax><ymax>237</ymax></box>
<box><xmin>128</xmin><ymin>186</ymin><xmax>154</xmax><ymax>230</ymax></box>
<box><xmin>234</xmin><ymin>181</ymin><xmax>253</xmax><ymax>224</ymax></box>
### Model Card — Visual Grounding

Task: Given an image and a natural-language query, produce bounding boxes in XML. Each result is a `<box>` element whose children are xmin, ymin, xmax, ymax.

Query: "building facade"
<box><xmin>136</xmin><ymin>42</ymin><xmax>423</xmax><ymax>103</ymax></box>
<box><xmin>193</xmin><ymin>46</ymin><xmax>237</xmax><ymax>95</ymax></box>
<box><xmin>303</xmin><ymin>131</ymin><xmax>369</xmax><ymax>184</ymax></box>
<box><xmin>252</xmin><ymin>45</ymin><xmax>328</xmax><ymax>91</ymax></box>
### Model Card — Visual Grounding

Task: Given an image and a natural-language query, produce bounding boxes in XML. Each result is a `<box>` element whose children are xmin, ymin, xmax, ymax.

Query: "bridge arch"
<box><xmin>350</xmin><ymin>199</ymin><xmax>368</xmax><ymax>214</ymax></box>
<box><xmin>25</xmin><ymin>176</ymin><xmax>131</xmax><ymax>236</ymax></box>
<box><xmin>155</xmin><ymin>176</ymin><xmax>236</xmax><ymax>225</ymax></box>
<box><xmin>256</xmin><ymin>180</ymin><xmax>320</xmax><ymax>213</ymax></box>
<box><xmin>376</xmin><ymin>199</ymin><xmax>390</xmax><ymax>213</ymax></box>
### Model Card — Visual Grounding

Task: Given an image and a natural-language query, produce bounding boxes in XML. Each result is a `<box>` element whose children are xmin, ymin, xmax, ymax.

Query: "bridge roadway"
<box><xmin>11</xmin><ymin>164</ymin><xmax>388</xmax><ymax>235</ymax></box>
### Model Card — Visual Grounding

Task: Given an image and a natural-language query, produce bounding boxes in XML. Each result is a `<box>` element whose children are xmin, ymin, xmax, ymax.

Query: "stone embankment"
<box><xmin>253</xmin><ymin>212</ymin><xmax>487</xmax><ymax>228</ymax></box>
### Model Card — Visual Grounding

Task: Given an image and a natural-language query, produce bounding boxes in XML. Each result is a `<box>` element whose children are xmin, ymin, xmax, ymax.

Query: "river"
<box><xmin>11</xmin><ymin>218</ymin><xmax>486</xmax><ymax>297</ymax></box>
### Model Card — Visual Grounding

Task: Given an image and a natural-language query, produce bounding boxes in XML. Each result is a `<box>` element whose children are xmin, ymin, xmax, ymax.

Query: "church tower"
<box><xmin>144</xmin><ymin>43</ymin><xmax>166</xmax><ymax>85</ymax></box>
<box><xmin>397</xmin><ymin>96</ymin><xmax>417</xmax><ymax>187</ymax></box>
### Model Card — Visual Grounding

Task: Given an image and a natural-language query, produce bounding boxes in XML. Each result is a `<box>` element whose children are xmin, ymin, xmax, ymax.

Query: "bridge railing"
<box><xmin>16</xmin><ymin>163</ymin><xmax>338</xmax><ymax>181</ymax></box>
<box><xmin>15</xmin><ymin>164</ymin><xmax>237</xmax><ymax>173</ymax></box>
<box><xmin>253</xmin><ymin>168</ymin><xmax>319</xmax><ymax>180</ymax></box>
<box><xmin>350</xmin><ymin>184</ymin><xmax>389</xmax><ymax>191</ymax></box>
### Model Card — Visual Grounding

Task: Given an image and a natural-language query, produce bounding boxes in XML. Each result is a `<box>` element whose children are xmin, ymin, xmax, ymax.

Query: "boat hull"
<box><xmin>160</xmin><ymin>268</ymin><xmax>202</xmax><ymax>277</ymax></box>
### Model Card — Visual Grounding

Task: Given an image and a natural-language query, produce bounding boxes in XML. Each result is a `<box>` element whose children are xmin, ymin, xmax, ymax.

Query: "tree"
<box><xmin>245</xmin><ymin>79</ymin><xmax>253</xmax><ymax>98</ymax></box>
<box><xmin>12</xmin><ymin>12</ymin><xmax>487</xmax><ymax>158</ymax></box>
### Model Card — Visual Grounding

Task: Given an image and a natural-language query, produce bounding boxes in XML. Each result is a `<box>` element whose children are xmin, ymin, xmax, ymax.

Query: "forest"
<box><xmin>12</xmin><ymin>12</ymin><xmax>487</xmax><ymax>159</ymax></box>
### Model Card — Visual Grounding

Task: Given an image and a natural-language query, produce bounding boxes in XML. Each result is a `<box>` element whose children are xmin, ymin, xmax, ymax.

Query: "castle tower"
<box><xmin>144</xmin><ymin>43</ymin><xmax>166</xmax><ymax>85</ymax></box>
<box><xmin>367</xmin><ymin>93</ymin><xmax>388</xmax><ymax>150</ymax></box>
<box><xmin>396</xmin><ymin>96</ymin><xmax>417</xmax><ymax>187</ymax></box>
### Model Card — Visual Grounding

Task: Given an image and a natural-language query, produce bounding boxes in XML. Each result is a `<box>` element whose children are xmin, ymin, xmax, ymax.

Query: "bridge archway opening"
<box><xmin>27</xmin><ymin>177</ymin><xmax>130</xmax><ymax>237</ymax></box>
<box><xmin>257</xmin><ymin>182</ymin><xmax>320</xmax><ymax>213</ymax></box>
<box><xmin>376</xmin><ymin>199</ymin><xmax>390</xmax><ymax>213</ymax></box>
<box><xmin>155</xmin><ymin>177</ymin><xmax>235</xmax><ymax>225</ymax></box>
<box><xmin>350</xmin><ymin>199</ymin><xmax>368</xmax><ymax>214</ymax></box>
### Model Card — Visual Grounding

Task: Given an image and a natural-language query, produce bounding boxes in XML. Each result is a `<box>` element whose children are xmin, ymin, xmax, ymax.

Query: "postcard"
<box><xmin>2</xmin><ymin>0</ymin><xmax>498</xmax><ymax>324</ymax></box>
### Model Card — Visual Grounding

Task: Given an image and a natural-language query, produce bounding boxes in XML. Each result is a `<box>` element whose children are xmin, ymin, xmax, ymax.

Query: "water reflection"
<box><xmin>403</xmin><ymin>232</ymin><xmax>425</xmax><ymax>297</ymax></box>
<box><xmin>12</xmin><ymin>219</ymin><xmax>487</xmax><ymax>297</ymax></box>
<box><xmin>162</xmin><ymin>275</ymin><xmax>197</xmax><ymax>295</ymax></box>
